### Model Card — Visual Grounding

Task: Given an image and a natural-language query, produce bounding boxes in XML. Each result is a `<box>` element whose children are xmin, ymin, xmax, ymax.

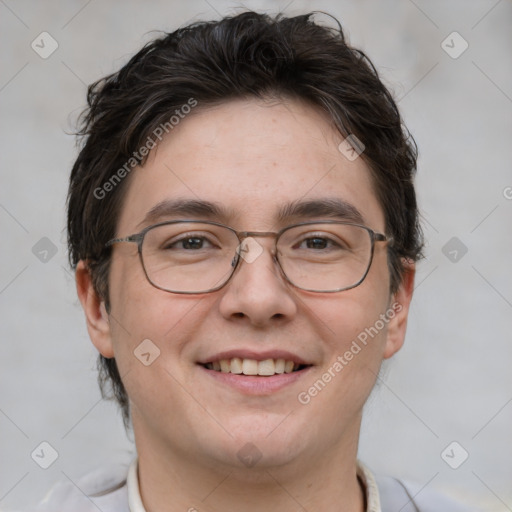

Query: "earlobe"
<box><xmin>383</xmin><ymin>261</ymin><xmax>415</xmax><ymax>359</ymax></box>
<box><xmin>75</xmin><ymin>261</ymin><xmax>115</xmax><ymax>358</ymax></box>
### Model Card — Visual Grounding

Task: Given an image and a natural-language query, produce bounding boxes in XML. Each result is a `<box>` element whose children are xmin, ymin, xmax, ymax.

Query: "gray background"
<box><xmin>1</xmin><ymin>0</ymin><xmax>511</xmax><ymax>510</ymax></box>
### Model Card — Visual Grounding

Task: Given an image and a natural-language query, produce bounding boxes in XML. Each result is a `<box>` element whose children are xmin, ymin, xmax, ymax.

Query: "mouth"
<box><xmin>200</xmin><ymin>357</ymin><xmax>310</xmax><ymax>377</ymax></box>
<box><xmin>197</xmin><ymin>350</ymin><xmax>313</xmax><ymax>394</ymax></box>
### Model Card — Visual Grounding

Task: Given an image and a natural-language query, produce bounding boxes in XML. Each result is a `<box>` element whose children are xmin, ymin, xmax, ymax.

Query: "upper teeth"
<box><xmin>206</xmin><ymin>358</ymin><xmax>298</xmax><ymax>376</ymax></box>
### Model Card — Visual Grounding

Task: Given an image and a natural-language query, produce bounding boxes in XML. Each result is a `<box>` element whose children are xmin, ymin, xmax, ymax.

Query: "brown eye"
<box><xmin>304</xmin><ymin>237</ymin><xmax>330</xmax><ymax>250</ymax></box>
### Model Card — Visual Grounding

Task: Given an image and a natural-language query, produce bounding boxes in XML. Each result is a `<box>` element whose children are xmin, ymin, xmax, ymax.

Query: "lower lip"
<box><xmin>199</xmin><ymin>366</ymin><xmax>312</xmax><ymax>394</ymax></box>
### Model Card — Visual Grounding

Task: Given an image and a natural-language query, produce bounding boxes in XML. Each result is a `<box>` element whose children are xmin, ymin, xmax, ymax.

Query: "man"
<box><xmin>39</xmin><ymin>10</ymin><xmax>473</xmax><ymax>512</ymax></box>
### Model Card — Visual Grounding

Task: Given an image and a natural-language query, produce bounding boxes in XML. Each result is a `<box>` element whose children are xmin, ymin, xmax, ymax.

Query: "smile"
<box><xmin>202</xmin><ymin>358</ymin><xmax>309</xmax><ymax>376</ymax></box>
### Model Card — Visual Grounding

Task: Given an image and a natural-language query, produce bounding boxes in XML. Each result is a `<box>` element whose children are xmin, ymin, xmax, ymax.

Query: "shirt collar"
<box><xmin>127</xmin><ymin>458</ymin><xmax>381</xmax><ymax>512</ymax></box>
<box><xmin>127</xmin><ymin>458</ymin><xmax>145</xmax><ymax>512</ymax></box>
<box><xmin>357</xmin><ymin>460</ymin><xmax>382</xmax><ymax>512</ymax></box>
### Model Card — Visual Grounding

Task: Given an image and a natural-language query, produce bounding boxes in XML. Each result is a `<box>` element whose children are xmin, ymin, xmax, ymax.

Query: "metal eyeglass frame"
<box><xmin>105</xmin><ymin>219</ymin><xmax>392</xmax><ymax>294</ymax></box>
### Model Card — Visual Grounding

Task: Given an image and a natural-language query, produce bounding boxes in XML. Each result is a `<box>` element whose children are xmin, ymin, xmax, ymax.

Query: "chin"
<box><xmin>202</xmin><ymin>415</ymin><xmax>310</xmax><ymax>469</ymax></box>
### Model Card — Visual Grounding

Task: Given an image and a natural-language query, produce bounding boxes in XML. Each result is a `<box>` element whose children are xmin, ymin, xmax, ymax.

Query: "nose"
<box><xmin>218</xmin><ymin>237</ymin><xmax>297</xmax><ymax>327</ymax></box>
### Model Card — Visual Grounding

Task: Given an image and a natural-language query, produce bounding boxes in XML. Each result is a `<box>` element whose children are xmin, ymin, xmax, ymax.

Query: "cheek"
<box><xmin>295</xmin><ymin>302</ymin><xmax>387</xmax><ymax>437</ymax></box>
<box><xmin>299</xmin><ymin>263</ymin><xmax>391</xmax><ymax>412</ymax></box>
<box><xmin>105</xmin><ymin>270</ymin><xmax>218</xmax><ymax>430</ymax></box>
<box><xmin>316</xmin><ymin>253</ymin><xmax>391</xmax><ymax>353</ymax></box>
<box><xmin>105</xmin><ymin>269</ymin><xmax>224</xmax><ymax>445</ymax></box>
<box><xmin>107</xmin><ymin>252</ymin><xmax>211</xmax><ymax>365</ymax></box>
<box><xmin>317</xmin><ymin>290</ymin><xmax>389</xmax><ymax>365</ymax></box>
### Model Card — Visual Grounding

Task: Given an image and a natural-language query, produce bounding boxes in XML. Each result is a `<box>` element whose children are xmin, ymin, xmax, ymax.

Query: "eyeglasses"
<box><xmin>105</xmin><ymin>220</ymin><xmax>392</xmax><ymax>294</ymax></box>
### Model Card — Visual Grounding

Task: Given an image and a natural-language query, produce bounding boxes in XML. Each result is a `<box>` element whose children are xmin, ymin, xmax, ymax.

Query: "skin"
<box><xmin>76</xmin><ymin>98</ymin><xmax>415</xmax><ymax>512</ymax></box>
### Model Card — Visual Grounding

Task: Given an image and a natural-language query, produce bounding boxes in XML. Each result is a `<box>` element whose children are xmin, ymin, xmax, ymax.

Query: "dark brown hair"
<box><xmin>67</xmin><ymin>11</ymin><xmax>423</xmax><ymax>427</ymax></box>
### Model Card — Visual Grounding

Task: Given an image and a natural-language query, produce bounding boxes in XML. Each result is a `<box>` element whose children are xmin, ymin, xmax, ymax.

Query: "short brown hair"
<box><xmin>67</xmin><ymin>11</ymin><xmax>423</xmax><ymax>427</ymax></box>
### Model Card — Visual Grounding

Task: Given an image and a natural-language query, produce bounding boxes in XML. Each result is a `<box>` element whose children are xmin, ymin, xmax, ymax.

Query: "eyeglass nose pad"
<box><xmin>231</xmin><ymin>252</ymin><xmax>240</xmax><ymax>268</ymax></box>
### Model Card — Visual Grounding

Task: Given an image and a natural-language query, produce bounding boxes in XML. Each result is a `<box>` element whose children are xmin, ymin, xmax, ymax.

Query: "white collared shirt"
<box><xmin>35</xmin><ymin>458</ymin><xmax>476</xmax><ymax>512</ymax></box>
<box><xmin>126</xmin><ymin>459</ymin><xmax>381</xmax><ymax>512</ymax></box>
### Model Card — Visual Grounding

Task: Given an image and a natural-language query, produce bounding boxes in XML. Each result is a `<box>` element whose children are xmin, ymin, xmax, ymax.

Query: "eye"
<box><xmin>164</xmin><ymin>234</ymin><xmax>215</xmax><ymax>250</ymax></box>
<box><xmin>301</xmin><ymin>237</ymin><xmax>333</xmax><ymax>250</ymax></box>
<box><xmin>295</xmin><ymin>234</ymin><xmax>344</xmax><ymax>251</ymax></box>
<box><xmin>179</xmin><ymin>237</ymin><xmax>209</xmax><ymax>250</ymax></box>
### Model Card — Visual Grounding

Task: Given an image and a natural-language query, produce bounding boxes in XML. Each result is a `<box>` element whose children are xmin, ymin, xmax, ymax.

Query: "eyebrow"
<box><xmin>137</xmin><ymin>199</ymin><xmax>234</xmax><ymax>228</ymax></box>
<box><xmin>277</xmin><ymin>198</ymin><xmax>364</xmax><ymax>225</ymax></box>
<box><xmin>137</xmin><ymin>197</ymin><xmax>365</xmax><ymax>229</ymax></box>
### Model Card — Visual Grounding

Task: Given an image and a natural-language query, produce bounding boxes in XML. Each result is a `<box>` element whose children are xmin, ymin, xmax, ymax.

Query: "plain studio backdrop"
<box><xmin>1</xmin><ymin>1</ymin><xmax>511</xmax><ymax>510</ymax></box>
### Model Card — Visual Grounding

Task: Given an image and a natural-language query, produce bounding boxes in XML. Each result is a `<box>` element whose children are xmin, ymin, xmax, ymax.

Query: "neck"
<box><xmin>133</xmin><ymin>419</ymin><xmax>366</xmax><ymax>512</ymax></box>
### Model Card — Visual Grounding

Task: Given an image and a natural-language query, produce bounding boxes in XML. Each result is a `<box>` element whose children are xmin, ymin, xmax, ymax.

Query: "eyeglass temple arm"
<box><xmin>105</xmin><ymin>234</ymin><xmax>143</xmax><ymax>247</ymax></box>
<box><xmin>375</xmin><ymin>233</ymin><xmax>393</xmax><ymax>245</ymax></box>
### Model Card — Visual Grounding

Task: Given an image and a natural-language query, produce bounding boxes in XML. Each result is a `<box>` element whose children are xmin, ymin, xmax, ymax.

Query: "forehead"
<box><xmin>116</xmin><ymin>98</ymin><xmax>384</xmax><ymax>233</ymax></box>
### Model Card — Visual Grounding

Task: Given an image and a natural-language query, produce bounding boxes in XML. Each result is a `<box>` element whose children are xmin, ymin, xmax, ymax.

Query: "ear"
<box><xmin>383</xmin><ymin>260</ymin><xmax>415</xmax><ymax>359</ymax></box>
<box><xmin>75</xmin><ymin>260</ymin><xmax>114</xmax><ymax>358</ymax></box>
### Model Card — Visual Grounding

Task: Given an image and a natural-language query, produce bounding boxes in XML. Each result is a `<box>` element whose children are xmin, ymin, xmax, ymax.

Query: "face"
<box><xmin>78</xmin><ymin>98</ymin><xmax>413</xmax><ymax>474</ymax></box>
